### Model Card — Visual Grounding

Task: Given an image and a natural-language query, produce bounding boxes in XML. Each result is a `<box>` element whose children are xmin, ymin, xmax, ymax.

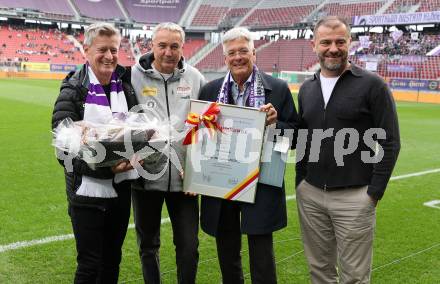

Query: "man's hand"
<box><xmin>180</xmin><ymin>170</ymin><xmax>197</xmax><ymax>196</ymax></box>
<box><xmin>111</xmin><ymin>157</ymin><xmax>144</xmax><ymax>174</ymax></box>
<box><xmin>111</xmin><ymin>160</ymin><xmax>133</xmax><ymax>174</ymax></box>
<box><xmin>369</xmin><ymin>195</ymin><xmax>378</xmax><ymax>207</ymax></box>
<box><xmin>259</xmin><ymin>103</ymin><xmax>277</xmax><ymax>125</ymax></box>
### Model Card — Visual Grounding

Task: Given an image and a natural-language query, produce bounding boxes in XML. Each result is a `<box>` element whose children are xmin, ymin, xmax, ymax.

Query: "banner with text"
<box><xmin>353</xmin><ymin>11</ymin><xmax>440</xmax><ymax>26</ymax></box>
<box><xmin>389</xmin><ymin>79</ymin><xmax>440</xmax><ymax>92</ymax></box>
<box><xmin>50</xmin><ymin>64</ymin><xmax>78</xmax><ymax>73</ymax></box>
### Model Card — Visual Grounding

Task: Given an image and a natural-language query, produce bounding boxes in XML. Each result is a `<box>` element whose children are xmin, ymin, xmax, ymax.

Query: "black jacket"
<box><xmin>51</xmin><ymin>64</ymin><xmax>138</xmax><ymax>204</ymax></box>
<box><xmin>296</xmin><ymin>64</ymin><xmax>400</xmax><ymax>200</ymax></box>
<box><xmin>200</xmin><ymin>71</ymin><xmax>299</xmax><ymax>236</ymax></box>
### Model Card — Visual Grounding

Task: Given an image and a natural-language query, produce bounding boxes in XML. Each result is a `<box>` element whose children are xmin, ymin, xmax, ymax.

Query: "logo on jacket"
<box><xmin>142</xmin><ymin>87</ymin><xmax>157</xmax><ymax>96</ymax></box>
<box><xmin>145</xmin><ymin>100</ymin><xmax>156</xmax><ymax>108</ymax></box>
<box><xmin>176</xmin><ymin>85</ymin><xmax>191</xmax><ymax>99</ymax></box>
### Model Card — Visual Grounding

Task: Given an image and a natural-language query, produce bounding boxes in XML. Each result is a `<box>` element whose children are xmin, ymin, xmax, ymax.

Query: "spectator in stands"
<box><xmin>295</xmin><ymin>16</ymin><xmax>400</xmax><ymax>284</ymax></box>
<box><xmin>199</xmin><ymin>27</ymin><xmax>298</xmax><ymax>284</ymax></box>
<box><xmin>51</xmin><ymin>22</ymin><xmax>138</xmax><ymax>284</ymax></box>
<box><xmin>130</xmin><ymin>22</ymin><xmax>205</xmax><ymax>284</ymax></box>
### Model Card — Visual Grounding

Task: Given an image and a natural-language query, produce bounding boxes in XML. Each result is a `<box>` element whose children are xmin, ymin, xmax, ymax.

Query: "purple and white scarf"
<box><xmin>83</xmin><ymin>64</ymin><xmax>128</xmax><ymax>123</ymax></box>
<box><xmin>217</xmin><ymin>65</ymin><xmax>265</xmax><ymax>108</ymax></box>
<box><xmin>76</xmin><ymin>64</ymin><xmax>137</xmax><ymax>198</ymax></box>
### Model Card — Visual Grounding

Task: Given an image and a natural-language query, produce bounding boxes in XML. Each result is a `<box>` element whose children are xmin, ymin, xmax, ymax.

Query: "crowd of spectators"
<box><xmin>0</xmin><ymin>24</ymin><xmax>83</xmax><ymax>66</ymax></box>
<box><xmin>134</xmin><ymin>35</ymin><xmax>152</xmax><ymax>56</ymax></box>
<box><xmin>355</xmin><ymin>32</ymin><xmax>440</xmax><ymax>56</ymax></box>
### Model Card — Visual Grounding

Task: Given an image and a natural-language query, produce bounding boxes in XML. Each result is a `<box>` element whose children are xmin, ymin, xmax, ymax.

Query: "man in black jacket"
<box><xmin>295</xmin><ymin>16</ymin><xmax>400</xmax><ymax>284</ymax></box>
<box><xmin>199</xmin><ymin>27</ymin><xmax>298</xmax><ymax>284</ymax></box>
<box><xmin>52</xmin><ymin>23</ymin><xmax>138</xmax><ymax>284</ymax></box>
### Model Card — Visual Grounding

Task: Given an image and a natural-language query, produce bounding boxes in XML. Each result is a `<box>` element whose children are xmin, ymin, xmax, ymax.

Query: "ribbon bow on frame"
<box><xmin>183</xmin><ymin>102</ymin><xmax>222</xmax><ymax>145</ymax></box>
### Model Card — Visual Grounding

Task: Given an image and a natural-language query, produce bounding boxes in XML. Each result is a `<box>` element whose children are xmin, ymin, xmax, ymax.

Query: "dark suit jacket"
<box><xmin>199</xmin><ymin>71</ymin><xmax>298</xmax><ymax>236</ymax></box>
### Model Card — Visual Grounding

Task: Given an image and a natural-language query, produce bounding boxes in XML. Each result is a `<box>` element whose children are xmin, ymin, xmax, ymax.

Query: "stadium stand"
<box><xmin>315</xmin><ymin>0</ymin><xmax>386</xmax><ymax>22</ymax></box>
<box><xmin>183</xmin><ymin>39</ymin><xmax>208</xmax><ymax>59</ymax></box>
<box><xmin>134</xmin><ymin>37</ymin><xmax>207</xmax><ymax>61</ymax></box>
<box><xmin>385</xmin><ymin>0</ymin><xmax>420</xmax><ymax>13</ymax></box>
<box><xmin>219</xmin><ymin>0</ymin><xmax>260</xmax><ymax>28</ymax></box>
<box><xmin>195</xmin><ymin>39</ymin><xmax>268</xmax><ymax>71</ymax></box>
<box><xmin>190</xmin><ymin>0</ymin><xmax>231</xmax><ymax>27</ymax></box>
<box><xmin>135</xmin><ymin>37</ymin><xmax>151</xmax><ymax>56</ymax></box>
<box><xmin>0</xmin><ymin>0</ymin><xmax>439</xmax><ymax>80</ymax></box>
<box><xmin>416</xmin><ymin>0</ymin><xmax>440</xmax><ymax>12</ymax></box>
<box><xmin>350</xmin><ymin>54</ymin><xmax>440</xmax><ymax>79</ymax></box>
<box><xmin>0</xmin><ymin>0</ymin><xmax>74</xmax><ymax>18</ymax></box>
<box><xmin>71</xmin><ymin>0</ymin><xmax>125</xmax><ymax>21</ymax></box>
<box><xmin>122</xmin><ymin>0</ymin><xmax>188</xmax><ymax>24</ymax></box>
<box><xmin>118</xmin><ymin>37</ymin><xmax>135</xmax><ymax>66</ymax></box>
<box><xmin>241</xmin><ymin>0</ymin><xmax>321</xmax><ymax>28</ymax></box>
<box><xmin>0</xmin><ymin>24</ymin><xmax>83</xmax><ymax>65</ymax></box>
<box><xmin>194</xmin><ymin>44</ymin><xmax>224</xmax><ymax>70</ymax></box>
<box><xmin>256</xmin><ymin>39</ymin><xmax>317</xmax><ymax>72</ymax></box>
<box><xmin>355</xmin><ymin>33</ymin><xmax>440</xmax><ymax>56</ymax></box>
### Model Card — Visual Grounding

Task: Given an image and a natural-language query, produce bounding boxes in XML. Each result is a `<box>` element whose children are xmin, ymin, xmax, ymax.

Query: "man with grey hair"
<box><xmin>130</xmin><ymin>22</ymin><xmax>205</xmax><ymax>283</ymax></box>
<box><xmin>296</xmin><ymin>16</ymin><xmax>400</xmax><ymax>283</ymax></box>
<box><xmin>52</xmin><ymin>22</ymin><xmax>138</xmax><ymax>283</ymax></box>
<box><xmin>199</xmin><ymin>27</ymin><xmax>298</xmax><ymax>283</ymax></box>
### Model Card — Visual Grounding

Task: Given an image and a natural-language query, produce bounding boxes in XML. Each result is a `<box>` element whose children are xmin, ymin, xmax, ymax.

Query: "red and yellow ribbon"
<box><xmin>183</xmin><ymin>102</ymin><xmax>222</xmax><ymax>145</ymax></box>
<box><xmin>224</xmin><ymin>168</ymin><xmax>260</xmax><ymax>200</ymax></box>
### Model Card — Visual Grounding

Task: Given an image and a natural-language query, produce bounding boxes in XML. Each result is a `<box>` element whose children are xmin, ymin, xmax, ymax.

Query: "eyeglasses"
<box><xmin>225</xmin><ymin>48</ymin><xmax>251</xmax><ymax>57</ymax></box>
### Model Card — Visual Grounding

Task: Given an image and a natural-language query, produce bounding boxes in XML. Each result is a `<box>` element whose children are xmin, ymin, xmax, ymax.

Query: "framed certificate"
<box><xmin>183</xmin><ymin>100</ymin><xmax>266</xmax><ymax>203</ymax></box>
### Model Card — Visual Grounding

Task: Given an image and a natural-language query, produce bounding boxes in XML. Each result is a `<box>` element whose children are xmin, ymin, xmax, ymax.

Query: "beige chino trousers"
<box><xmin>296</xmin><ymin>180</ymin><xmax>376</xmax><ymax>284</ymax></box>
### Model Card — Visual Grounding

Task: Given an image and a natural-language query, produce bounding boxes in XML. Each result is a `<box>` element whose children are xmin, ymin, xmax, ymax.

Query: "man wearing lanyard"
<box><xmin>198</xmin><ymin>27</ymin><xmax>298</xmax><ymax>284</ymax></box>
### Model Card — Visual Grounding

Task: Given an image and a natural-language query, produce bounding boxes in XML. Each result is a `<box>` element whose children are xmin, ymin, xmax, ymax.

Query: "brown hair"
<box><xmin>313</xmin><ymin>16</ymin><xmax>351</xmax><ymax>37</ymax></box>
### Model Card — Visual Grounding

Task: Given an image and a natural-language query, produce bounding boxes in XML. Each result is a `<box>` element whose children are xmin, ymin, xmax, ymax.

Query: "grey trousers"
<box><xmin>132</xmin><ymin>190</ymin><xmax>199</xmax><ymax>284</ymax></box>
<box><xmin>296</xmin><ymin>180</ymin><xmax>376</xmax><ymax>284</ymax></box>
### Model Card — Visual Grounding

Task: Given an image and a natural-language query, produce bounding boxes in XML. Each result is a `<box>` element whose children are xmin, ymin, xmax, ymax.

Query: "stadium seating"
<box><xmin>241</xmin><ymin>0</ymin><xmax>321</xmax><ymax>28</ymax></box>
<box><xmin>0</xmin><ymin>25</ymin><xmax>83</xmax><ymax>65</ymax></box>
<box><xmin>118</xmin><ymin>37</ymin><xmax>135</xmax><ymax>66</ymax></box>
<box><xmin>71</xmin><ymin>0</ymin><xmax>125</xmax><ymax>20</ymax></box>
<box><xmin>385</xmin><ymin>0</ymin><xmax>420</xmax><ymax>13</ymax></box>
<box><xmin>416</xmin><ymin>0</ymin><xmax>440</xmax><ymax>12</ymax></box>
<box><xmin>0</xmin><ymin>0</ymin><xmax>74</xmax><ymax>18</ymax></box>
<box><xmin>135</xmin><ymin>37</ymin><xmax>151</xmax><ymax>56</ymax></box>
<box><xmin>220</xmin><ymin>0</ymin><xmax>260</xmax><ymax>27</ymax></box>
<box><xmin>255</xmin><ymin>39</ymin><xmax>317</xmax><ymax>72</ymax></box>
<box><xmin>1</xmin><ymin>0</ymin><xmax>440</xmax><ymax>80</ymax></box>
<box><xmin>122</xmin><ymin>0</ymin><xmax>187</xmax><ymax>23</ymax></box>
<box><xmin>195</xmin><ymin>44</ymin><xmax>225</xmax><ymax>70</ymax></box>
<box><xmin>195</xmin><ymin>39</ymin><xmax>268</xmax><ymax>71</ymax></box>
<box><xmin>183</xmin><ymin>39</ymin><xmax>208</xmax><ymax>60</ymax></box>
<box><xmin>191</xmin><ymin>3</ymin><xmax>230</xmax><ymax>27</ymax></box>
<box><xmin>355</xmin><ymin>33</ymin><xmax>440</xmax><ymax>56</ymax></box>
<box><xmin>191</xmin><ymin>0</ymin><xmax>260</xmax><ymax>27</ymax></box>
<box><xmin>350</xmin><ymin>54</ymin><xmax>440</xmax><ymax>79</ymax></box>
<box><xmin>316</xmin><ymin>0</ymin><xmax>386</xmax><ymax>21</ymax></box>
<box><xmin>134</xmin><ymin>37</ymin><xmax>207</xmax><ymax>60</ymax></box>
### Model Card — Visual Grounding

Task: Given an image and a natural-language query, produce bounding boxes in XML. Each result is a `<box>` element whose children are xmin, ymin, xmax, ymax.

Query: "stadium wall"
<box><xmin>0</xmin><ymin>71</ymin><xmax>66</xmax><ymax>80</ymax></box>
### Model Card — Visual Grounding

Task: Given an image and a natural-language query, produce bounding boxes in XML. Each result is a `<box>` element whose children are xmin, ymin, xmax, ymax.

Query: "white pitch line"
<box><xmin>0</xmin><ymin>234</ymin><xmax>74</xmax><ymax>253</ymax></box>
<box><xmin>389</xmin><ymin>168</ymin><xmax>440</xmax><ymax>181</ymax></box>
<box><xmin>423</xmin><ymin>200</ymin><xmax>440</xmax><ymax>210</ymax></box>
<box><xmin>372</xmin><ymin>243</ymin><xmax>440</xmax><ymax>271</ymax></box>
<box><xmin>1</xmin><ymin>168</ymin><xmax>439</xmax><ymax>254</ymax></box>
<box><xmin>0</xmin><ymin>217</ymin><xmax>171</xmax><ymax>253</ymax></box>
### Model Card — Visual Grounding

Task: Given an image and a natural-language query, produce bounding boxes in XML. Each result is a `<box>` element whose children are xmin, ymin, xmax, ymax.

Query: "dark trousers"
<box><xmin>216</xmin><ymin>201</ymin><xmax>277</xmax><ymax>284</ymax></box>
<box><xmin>132</xmin><ymin>190</ymin><xmax>199</xmax><ymax>284</ymax></box>
<box><xmin>69</xmin><ymin>185</ymin><xmax>131</xmax><ymax>284</ymax></box>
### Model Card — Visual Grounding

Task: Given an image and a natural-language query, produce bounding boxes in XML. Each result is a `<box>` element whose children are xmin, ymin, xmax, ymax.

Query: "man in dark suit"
<box><xmin>198</xmin><ymin>27</ymin><xmax>298</xmax><ymax>284</ymax></box>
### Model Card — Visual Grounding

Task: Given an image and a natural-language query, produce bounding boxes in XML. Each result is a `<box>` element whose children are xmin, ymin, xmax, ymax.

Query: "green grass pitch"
<box><xmin>0</xmin><ymin>78</ymin><xmax>439</xmax><ymax>283</ymax></box>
